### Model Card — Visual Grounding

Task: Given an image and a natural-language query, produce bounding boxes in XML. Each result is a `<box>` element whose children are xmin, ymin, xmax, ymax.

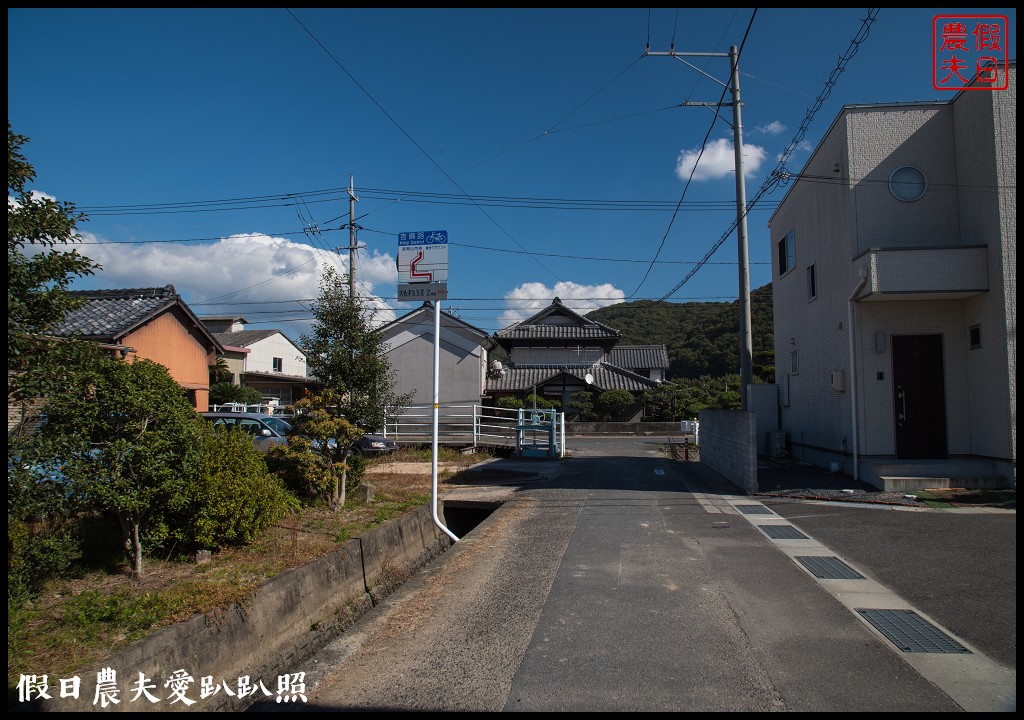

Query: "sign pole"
<box><xmin>431</xmin><ymin>291</ymin><xmax>458</xmax><ymax>542</ymax></box>
<box><xmin>398</xmin><ymin>229</ymin><xmax>456</xmax><ymax>541</ymax></box>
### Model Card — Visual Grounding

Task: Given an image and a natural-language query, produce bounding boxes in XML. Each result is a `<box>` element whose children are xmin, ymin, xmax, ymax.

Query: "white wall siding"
<box><xmin>246</xmin><ymin>335</ymin><xmax>307</xmax><ymax>377</ymax></box>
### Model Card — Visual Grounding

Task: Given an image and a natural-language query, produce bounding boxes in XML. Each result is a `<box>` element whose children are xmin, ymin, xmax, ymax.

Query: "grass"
<box><xmin>910</xmin><ymin>487</ymin><xmax>1016</xmax><ymax>509</ymax></box>
<box><xmin>7</xmin><ymin>447</ymin><xmax>496</xmax><ymax>692</ymax></box>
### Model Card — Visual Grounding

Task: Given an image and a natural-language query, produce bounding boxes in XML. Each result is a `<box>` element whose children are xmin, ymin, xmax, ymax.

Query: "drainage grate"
<box><xmin>736</xmin><ymin>504</ymin><xmax>775</xmax><ymax>515</ymax></box>
<box><xmin>857</xmin><ymin>609</ymin><xmax>971</xmax><ymax>654</ymax></box>
<box><xmin>758</xmin><ymin>524</ymin><xmax>808</xmax><ymax>540</ymax></box>
<box><xmin>796</xmin><ymin>556</ymin><xmax>864</xmax><ymax>579</ymax></box>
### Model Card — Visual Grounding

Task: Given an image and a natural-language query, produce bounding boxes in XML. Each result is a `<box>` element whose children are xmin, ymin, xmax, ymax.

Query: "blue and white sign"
<box><xmin>398</xmin><ymin>230</ymin><xmax>448</xmax><ymax>300</ymax></box>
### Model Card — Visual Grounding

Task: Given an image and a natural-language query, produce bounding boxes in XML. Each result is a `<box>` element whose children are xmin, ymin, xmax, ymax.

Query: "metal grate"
<box><xmin>796</xmin><ymin>556</ymin><xmax>864</xmax><ymax>579</ymax></box>
<box><xmin>736</xmin><ymin>504</ymin><xmax>775</xmax><ymax>515</ymax></box>
<box><xmin>759</xmin><ymin>524</ymin><xmax>808</xmax><ymax>540</ymax></box>
<box><xmin>857</xmin><ymin>609</ymin><xmax>971</xmax><ymax>654</ymax></box>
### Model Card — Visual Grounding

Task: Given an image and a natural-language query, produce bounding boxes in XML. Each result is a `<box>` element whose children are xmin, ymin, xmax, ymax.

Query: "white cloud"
<box><xmin>675</xmin><ymin>138</ymin><xmax>768</xmax><ymax>181</ymax></box>
<box><xmin>498</xmin><ymin>281</ymin><xmax>625</xmax><ymax>329</ymax></box>
<box><xmin>71</xmin><ymin>232</ymin><xmax>399</xmax><ymax>341</ymax></box>
<box><xmin>756</xmin><ymin>121</ymin><xmax>786</xmax><ymax>135</ymax></box>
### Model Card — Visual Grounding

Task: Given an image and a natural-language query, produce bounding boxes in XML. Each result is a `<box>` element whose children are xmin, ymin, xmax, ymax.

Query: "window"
<box><xmin>272</xmin><ymin>357</ymin><xmax>283</xmax><ymax>373</ymax></box>
<box><xmin>778</xmin><ymin>229</ymin><xmax>795</xmax><ymax>275</ymax></box>
<box><xmin>790</xmin><ymin>350</ymin><xmax>799</xmax><ymax>375</ymax></box>
<box><xmin>889</xmin><ymin>166</ymin><xmax>927</xmax><ymax>202</ymax></box>
<box><xmin>969</xmin><ymin>325</ymin><xmax>981</xmax><ymax>349</ymax></box>
<box><xmin>806</xmin><ymin>264</ymin><xmax>817</xmax><ymax>301</ymax></box>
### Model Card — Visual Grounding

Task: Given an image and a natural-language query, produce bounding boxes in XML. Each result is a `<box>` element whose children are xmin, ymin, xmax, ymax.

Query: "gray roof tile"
<box><xmin>53</xmin><ymin>286</ymin><xmax>179</xmax><ymax>340</ymax></box>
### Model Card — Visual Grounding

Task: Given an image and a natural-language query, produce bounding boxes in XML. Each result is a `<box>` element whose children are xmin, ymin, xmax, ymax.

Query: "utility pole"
<box><xmin>646</xmin><ymin>44</ymin><xmax>754</xmax><ymax>409</ymax></box>
<box><xmin>347</xmin><ymin>175</ymin><xmax>358</xmax><ymax>299</ymax></box>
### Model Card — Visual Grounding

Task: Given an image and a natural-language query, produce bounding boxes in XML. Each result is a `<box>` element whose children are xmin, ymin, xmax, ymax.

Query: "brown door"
<box><xmin>892</xmin><ymin>334</ymin><xmax>947</xmax><ymax>459</ymax></box>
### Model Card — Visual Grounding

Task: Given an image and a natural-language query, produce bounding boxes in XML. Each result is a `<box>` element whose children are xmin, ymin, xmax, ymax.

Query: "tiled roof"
<box><xmin>52</xmin><ymin>286</ymin><xmax>179</xmax><ymax>340</ymax></box>
<box><xmin>486</xmin><ymin>363</ymin><xmax>659</xmax><ymax>393</ymax></box>
<box><xmin>212</xmin><ymin>330</ymin><xmax>280</xmax><ymax>347</ymax></box>
<box><xmin>608</xmin><ymin>345</ymin><xmax>669</xmax><ymax>370</ymax></box>
<box><xmin>494</xmin><ymin>324</ymin><xmax>620</xmax><ymax>342</ymax></box>
<box><xmin>494</xmin><ymin>297</ymin><xmax>621</xmax><ymax>344</ymax></box>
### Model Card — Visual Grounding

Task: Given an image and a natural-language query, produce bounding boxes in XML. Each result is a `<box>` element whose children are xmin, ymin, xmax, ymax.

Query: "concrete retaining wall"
<box><xmin>698</xmin><ymin>409</ymin><xmax>758</xmax><ymax>494</ymax></box>
<box><xmin>29</xmin><ymin>506</ymin><xmax>452</xmax><ymax>713</ymax></box>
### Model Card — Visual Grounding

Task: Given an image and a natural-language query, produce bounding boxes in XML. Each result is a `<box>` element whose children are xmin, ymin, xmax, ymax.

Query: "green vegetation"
<box><xmin>586</xmin><ymin>284</ymin><xmax>775</xmax><ymax>382</ymax></box>
<box><xmin>297</xmin><ymin>267</ymin><xmax>414</xmax><ymax>507</ymax></box>
<box><xmin>209</xmin><ymin>381</ymin><xmax>263</xmax><ymax>406</ymax></box>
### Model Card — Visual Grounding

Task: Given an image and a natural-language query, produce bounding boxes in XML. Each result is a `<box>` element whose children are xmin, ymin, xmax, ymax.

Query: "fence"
<box><xmin>384</xmin><ymin>404</ymin><xmax>565</xmax><ymax>456</ymax></box>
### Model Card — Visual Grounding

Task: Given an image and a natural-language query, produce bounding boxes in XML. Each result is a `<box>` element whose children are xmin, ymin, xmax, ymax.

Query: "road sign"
<box><xmin>398</xmin><ymin>230</ymin><xmax>448</xmax><ymax>300</ymax></box>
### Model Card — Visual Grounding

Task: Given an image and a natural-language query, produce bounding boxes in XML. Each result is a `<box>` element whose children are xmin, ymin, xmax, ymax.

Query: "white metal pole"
<box><xmin>432</xmin><ymin>300</ymin><xmax>458</xmax><ymax>542</ymax></box>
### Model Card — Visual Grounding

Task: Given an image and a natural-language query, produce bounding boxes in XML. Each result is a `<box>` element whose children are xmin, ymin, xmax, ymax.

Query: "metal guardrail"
<box><xmin>384</xmin><ymin>404</ymin><xmax>565</xmax><ymax>456</ymax></box>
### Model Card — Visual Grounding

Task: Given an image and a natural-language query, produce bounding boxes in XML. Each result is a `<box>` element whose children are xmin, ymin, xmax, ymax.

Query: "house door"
<box><xmin>892</xmin><ymin>334</ymin><xmax>947</xmax><ymax>459</ymax></box>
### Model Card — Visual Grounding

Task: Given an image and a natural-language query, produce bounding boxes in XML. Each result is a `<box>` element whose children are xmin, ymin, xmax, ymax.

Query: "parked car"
<box><xmin>200</xmin><ymin>412</ymin><xmax>290</xmax><ymax>452</ymax></box>
<box><xmin>351</xmin><ymin>433</ymin><xmax>398</xmax><ymax>456</ymax></box>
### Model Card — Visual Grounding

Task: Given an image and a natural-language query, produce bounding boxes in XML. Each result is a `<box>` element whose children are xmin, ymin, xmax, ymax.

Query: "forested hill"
<box><xmin>586</xmin><ymin>283</ymin><xmax>775</xmax><ymax>382</ymax></box>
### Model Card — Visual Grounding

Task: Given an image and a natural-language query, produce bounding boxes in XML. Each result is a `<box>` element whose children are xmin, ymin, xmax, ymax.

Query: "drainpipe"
<box><xmin>848</xmin><ymin>268</ymin><xmax>868</xmax><ymax>484</ymax></box>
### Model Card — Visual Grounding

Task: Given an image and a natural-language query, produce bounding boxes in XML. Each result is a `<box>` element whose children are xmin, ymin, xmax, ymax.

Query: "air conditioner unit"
<box><xmin>830</xmin><ymin>370</ymin><xmax>845</xmax><ymax>392</ymax></box>
<box><xmin>768</xmin><ymin>430</ymin><xmax>787</xmax><ymax>458</ymax></box>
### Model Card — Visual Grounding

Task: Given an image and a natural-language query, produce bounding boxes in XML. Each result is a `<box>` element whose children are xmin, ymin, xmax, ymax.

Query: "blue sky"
<box><xmin>8</xmin><ymin>8</ymin><xmax>1016</xmax><ymax>342</ymax></box>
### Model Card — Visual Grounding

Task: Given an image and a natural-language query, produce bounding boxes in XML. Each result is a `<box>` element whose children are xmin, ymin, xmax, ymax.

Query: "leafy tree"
<box><xmin>8</xmin><ymin>124</ymin><xmax>100</xmax><ymax>403</ymax></box>
<box><xmin>524</xmin><ymin>393</ymin><xmax>556</xmax><ymax>409</ymax></box>
<box><xmin>496</xmin><ymin>396</ymin><xmax>524</xmax><ymax>410</ymax></box>
<box><xmin>8</xmin><ymin>125</ymin><xmax>101</xmax><ymax>597</ymax></box>
<box><xmin>280</xmin><ymin>389</ymin><xmax>365</xmax><ymax>508</ymax></box>
<box><xmin>300</xmin><ymin>266</ymin><xmax>412</xmax><ymax>505</ymax></box>
<box><xmin>209</xmin><ymin>357</ymin><xmax>233</xmax><ymax>385</ymax></box>
<box><xmin>209</xmin><ymin>381</ymin><xmax>262</xmax><ymax>406</ymax></box>
<box><xmin>596</xmin><ymin>389</ymin><xmax>635</xmax><ymax>422</ymax></box>
<box><xmin>566</xmin><ymin>390</ymin><xmax>595</xmax><ymax>421</ymax></box>
<box><xmin>41</xmin><ymin>357</ymin><xmax>207</xmax><ymax>578</ymax></box>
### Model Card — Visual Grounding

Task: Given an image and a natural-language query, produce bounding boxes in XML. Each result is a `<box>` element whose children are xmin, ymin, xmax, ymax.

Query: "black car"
<box><xmin>351</xmin><ymin>434</ymin><xmax>398</xmax><ymax>456</ymax></box>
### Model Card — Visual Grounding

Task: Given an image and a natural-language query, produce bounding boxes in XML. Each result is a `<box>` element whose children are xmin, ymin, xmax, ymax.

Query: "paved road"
<box><xmin>251</xmin><ymin>436</ymin><xmax>1015</xmax><ymax>712</ymax></box>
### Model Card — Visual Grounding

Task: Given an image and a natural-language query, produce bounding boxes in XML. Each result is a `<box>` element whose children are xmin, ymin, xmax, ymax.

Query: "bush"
<box><xmin>265</xmin><ymin>437</ymin><xmax>334</xmax><ymax>502</ymax></box>
<box><xmin>8</xmin><ymin>518</ymin><xmax>83</xmax><ymax>598</ymax></box>
<box><xmin>209</xmin><ymin>382</ymin><xmax>263</xmax><ymax>406</ymax></box>
<box><xmin>596</xmin><ymin>389</ymin><xmax>635</xmax><ymax>421</ymax></box>
<box><xmin>177</xmin><ymin>426</ymin><xmax>298</xmax><ymax>549</ymax></box>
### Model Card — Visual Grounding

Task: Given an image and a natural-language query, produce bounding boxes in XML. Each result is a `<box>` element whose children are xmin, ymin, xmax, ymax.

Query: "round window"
<box><xmin>888</xmin><ymin>166</ymin><xmax>927</xmax><ymax>202</ymax></box>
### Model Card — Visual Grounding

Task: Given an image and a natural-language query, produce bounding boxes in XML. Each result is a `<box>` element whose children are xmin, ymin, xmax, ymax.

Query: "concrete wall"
<box><xmin>29</xmin><ymin>506</ymin><xmax>452</xmax><ymax>713</ymax></box>
<box><xmin>698</xmin><ymin>409</ymin><xmax>758</xmax><ymax>494</ymax></box>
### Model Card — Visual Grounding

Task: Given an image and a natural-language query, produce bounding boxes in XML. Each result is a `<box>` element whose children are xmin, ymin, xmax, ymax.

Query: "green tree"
<box><xmin>596</xmin><ymin>389</ymin><xmax>635</xmax><ymax>422</ymax></box>
<box><xmin>283</xmin><ymin>389</ymin><xmax>364</xmax><ymax>508</ymax></box>
<box><xmin>496</xmin><ymin>396</ymin><xmax>524</xmax><ymax>410</ymax></box>
<box><xmin>8</xmin><ymin>125</ymin><xmax>102</xmax><ymax>598</ymax></box>
<box><xmin>300</xmin><ymin>267</ymin><xmax>412</xmax><ymax>504</ymax></box>
<box><xmin>209</xmin><ymin>381</ymin><xmax>262</xmax><ymax>407</ymax></box>
<box><xmin>7</xmin><ymin>124</ymin><xmax>100</xmax><ymax>404</ymax></box>
<box><xmin>566</xmin><ymin>390</ymin><xmax>595</xmax><ymax>421</ymax></box>
<box><xmin>42</xmin><ymin>357</ymin><xmax>206</xmax><ymax>578</ymax></box>
<box><xmin>209</xmin><ymin>357</ymin><xmax>232</xmax><ymax>385</ymax></box>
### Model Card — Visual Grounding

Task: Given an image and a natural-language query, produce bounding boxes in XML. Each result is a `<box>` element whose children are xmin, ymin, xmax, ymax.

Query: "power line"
<box><xmin>656</xmin><ymin>8</ymin><xmax>881</xmax><ymax>302</ymax></box>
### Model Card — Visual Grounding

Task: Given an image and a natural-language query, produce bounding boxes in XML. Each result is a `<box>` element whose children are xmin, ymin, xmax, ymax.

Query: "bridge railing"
<box><xmin>384</xmin><ymin>404</ymin><xmax>563</xmax><ymax>455</ymax></box>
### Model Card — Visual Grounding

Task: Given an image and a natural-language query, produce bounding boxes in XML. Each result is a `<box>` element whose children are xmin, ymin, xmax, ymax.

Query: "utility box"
<box><xmin>768</xmin><ymin>430</ymin><xmax>787</xmax><ymax>458</ymax></box>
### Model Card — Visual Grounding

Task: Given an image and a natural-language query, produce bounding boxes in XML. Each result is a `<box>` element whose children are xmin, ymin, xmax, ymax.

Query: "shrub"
<box><xmin>177</xmin><ymin>425</ymin><xmax>298</xmax><ymax>549</ymax></box>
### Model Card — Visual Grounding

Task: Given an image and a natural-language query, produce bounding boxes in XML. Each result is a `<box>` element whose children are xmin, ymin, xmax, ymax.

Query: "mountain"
<box><xmin>586</xmin><ymin>283</ymin><xmax>775</xmax><ymax>382</ymax></box>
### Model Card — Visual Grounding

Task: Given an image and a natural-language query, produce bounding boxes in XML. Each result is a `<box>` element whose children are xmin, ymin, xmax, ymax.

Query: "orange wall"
<box><xmin>120</xmin><ymin>309</ymin><xmax>214</xmax><ymax>411</ymax></box>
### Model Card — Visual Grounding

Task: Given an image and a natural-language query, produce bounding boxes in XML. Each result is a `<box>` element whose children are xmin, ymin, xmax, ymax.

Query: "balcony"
<box><xmin>859</xmin><ymin>245</ymin><xmax>989</xmax><ymax>301</ymax></box>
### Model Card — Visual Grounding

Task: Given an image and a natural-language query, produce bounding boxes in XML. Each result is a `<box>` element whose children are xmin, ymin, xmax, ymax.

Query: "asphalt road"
<box><xmin>250</xmin><ymin>436</ymin><xmax>1015</xmax><ymax>712</ymax></box>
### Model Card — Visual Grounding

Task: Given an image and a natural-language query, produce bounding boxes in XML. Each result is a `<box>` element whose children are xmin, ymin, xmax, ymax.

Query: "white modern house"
<box><xmin>201</xmin><ymin>316</ymin><xmax>310</xmax><ymax>406</ymax></box>
<box><xmin>767</xmin><ymin>62</ymin><xmax>1015</xmax><ymax>490</ymax></box>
